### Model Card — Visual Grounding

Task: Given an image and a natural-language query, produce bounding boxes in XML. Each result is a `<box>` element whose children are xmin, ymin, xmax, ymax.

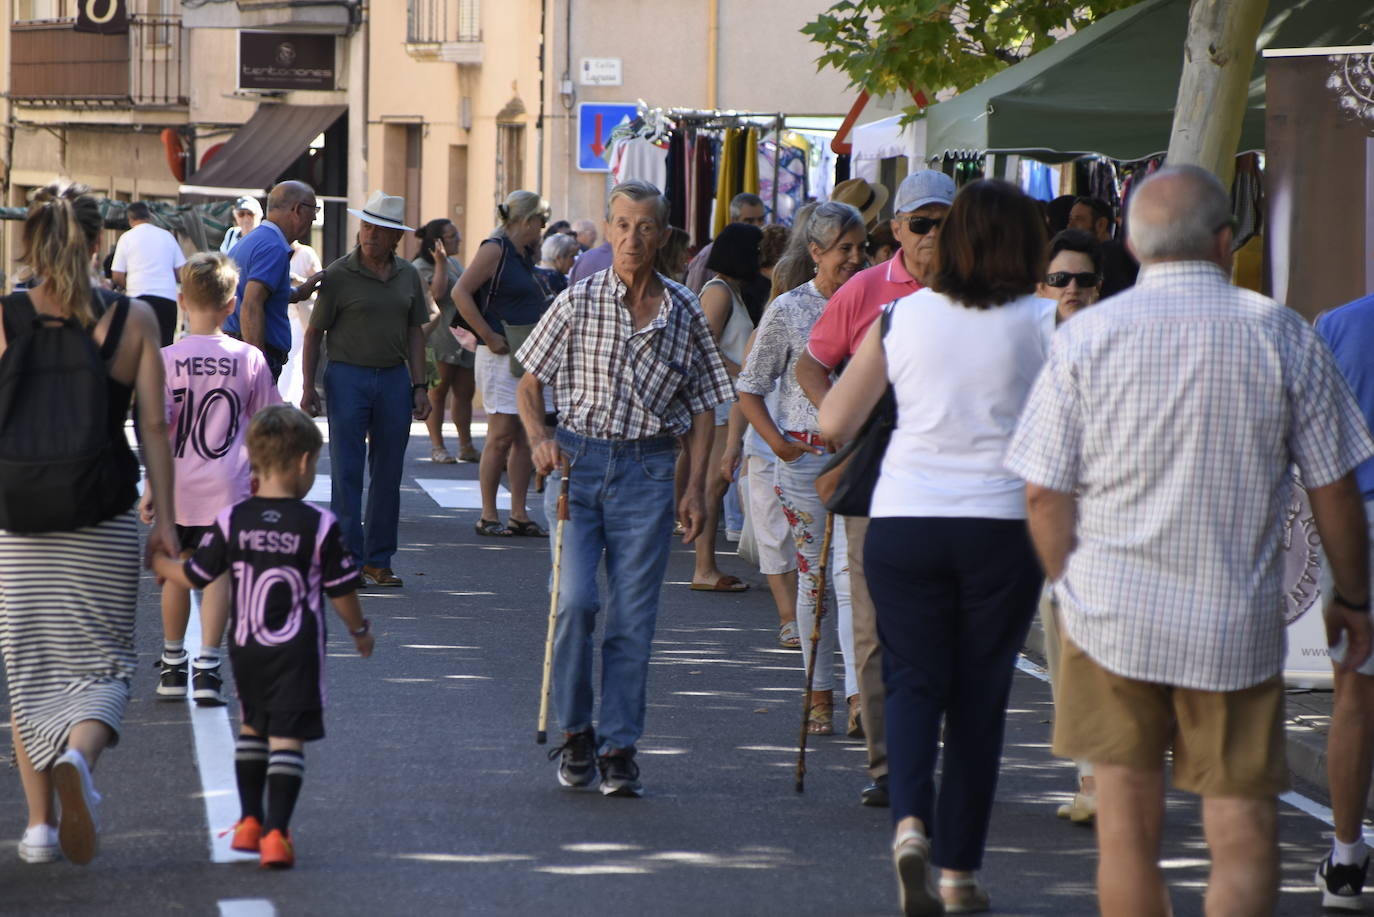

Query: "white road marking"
<box><xmin>218</xmin><ymin>900</ymin><xmax>277</xmax><ymax>917</ymax></box>
<box><xmin>1016</xmin><ymin>652</ymin><xmax>1340</xmax><ymax>830</ymax></box>
<box><xmin>414</xmin><ymin>478</ymin><xmax>509</xmax><ymax>510</ymax></box>
<box><xmin>187</xmin><ymin>593</ymin><xmax>258</xmax><ymax>864</ymax></box>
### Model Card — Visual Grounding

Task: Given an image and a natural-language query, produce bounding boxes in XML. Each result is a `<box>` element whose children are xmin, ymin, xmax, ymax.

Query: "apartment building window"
<box><xmin>496</xmin><ymin>123</ymin><xmax>524</xmax><ymax>200</ymax></box>
<box><xmin>407</xmin><ymin>0</ymin><xmax>479</xmax><ymax>44</ymax></box>
<box><xmin>16</xmin><ymin>0</ymin><xmax>69</xmax><ymax>20</ymax></box>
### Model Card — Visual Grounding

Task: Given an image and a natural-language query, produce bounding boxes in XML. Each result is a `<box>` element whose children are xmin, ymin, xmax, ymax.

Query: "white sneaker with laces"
<box><xmin>52</xmin><ymin>749</ymin><xmax>101</xmax><ymax>865</ymax></box>
<box><xmin>18</xmin><ymin>824</ymin><xmax>60</xmax><ymax>863</ymax></box>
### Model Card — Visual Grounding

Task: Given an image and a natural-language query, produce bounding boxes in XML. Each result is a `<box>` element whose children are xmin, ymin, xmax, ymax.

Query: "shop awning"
<box><xmin>181</xmin><ymin>103</ymin><xmax>346</xmax><ymax>197</ymax></box>
<box><xmin>925</xmin><ymin>0</ymin><xmax>1374</xmax><ymax>163</ymax></box>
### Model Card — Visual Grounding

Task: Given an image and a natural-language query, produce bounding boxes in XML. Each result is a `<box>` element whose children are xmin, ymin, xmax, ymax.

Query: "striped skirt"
<box><xmin>0</xmin><ymin>511</ymin><xmax>139</xmax><ymax>771</ymax></box>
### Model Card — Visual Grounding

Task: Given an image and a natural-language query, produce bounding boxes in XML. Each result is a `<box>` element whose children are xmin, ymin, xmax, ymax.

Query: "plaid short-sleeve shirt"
<box><xmin>516</xmin><ymin>268</ymin><xmax>734</xmax><ymax>440</ymax></box>
<box><xmin>1006</xmin><ymin>262</ymin><xmax>1374</xmax><ymax>691</ymax></box>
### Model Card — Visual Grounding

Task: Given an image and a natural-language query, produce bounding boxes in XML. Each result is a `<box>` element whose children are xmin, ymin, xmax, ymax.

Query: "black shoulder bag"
<box><xmin>813</xmin><ymin>303</ymin><xmax>897</xmax><ymax>517</ymax></box>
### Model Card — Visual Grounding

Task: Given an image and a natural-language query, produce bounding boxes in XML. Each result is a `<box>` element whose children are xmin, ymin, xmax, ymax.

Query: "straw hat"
<box><xmin>347</xmin><ymin>190</ymin><xmax>414</xmax><ymax>232</ymax></box>
<box><xmin>831</xmin><ymin>178</ymin><xmax>889</xmax><ymax>228</ymax></box>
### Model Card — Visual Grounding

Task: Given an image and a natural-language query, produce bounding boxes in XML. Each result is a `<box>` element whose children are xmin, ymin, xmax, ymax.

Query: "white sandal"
<box><xmin>892</xmin><ymin>829</ymin><xmax>943</xmax><ymax>917</ymax></box>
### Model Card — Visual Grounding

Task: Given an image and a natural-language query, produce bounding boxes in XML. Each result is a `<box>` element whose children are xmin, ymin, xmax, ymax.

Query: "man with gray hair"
<box><xmin>572</xmin><ymin>218</ymin><xmax>598</xmax><ymax>253</ymax></box>
<box><xmin>685</xmin><ymin>192</ymin><xmax>767</xmax><ymax>293</ymax></box>
<box><xmin>1006</xmin><ymin>165</ymin><xmax>1374</xmax><ymax>914</ymax></box>
<box><xmin>516</xmin><ymin>180</ymin><xmax>734</xmax><ymax>798</ymax></box>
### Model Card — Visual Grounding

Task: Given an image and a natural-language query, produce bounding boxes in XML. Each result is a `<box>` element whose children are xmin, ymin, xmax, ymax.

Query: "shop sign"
<box><xmin>239</xmin><ymin>31</ymin><xmax>336</xmax><ymax>91</ymax></box>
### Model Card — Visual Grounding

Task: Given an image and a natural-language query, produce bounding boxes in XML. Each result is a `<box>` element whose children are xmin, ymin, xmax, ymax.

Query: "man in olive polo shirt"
<box><xmin>300</xmin><ymin>191</ymin><xmax>432</xmax><ymax>587</ymax></box>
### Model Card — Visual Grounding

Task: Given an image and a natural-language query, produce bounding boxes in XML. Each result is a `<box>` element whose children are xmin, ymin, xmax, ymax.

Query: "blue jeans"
<box><xmin>324</xmin><ymin>361</ymin><xmax>412</xmax><ymax>568</ymax></box>
<box><xmin>543</xmin><ymin>429</ymin><xmax>676</xmax><ymax>754</ymax></box>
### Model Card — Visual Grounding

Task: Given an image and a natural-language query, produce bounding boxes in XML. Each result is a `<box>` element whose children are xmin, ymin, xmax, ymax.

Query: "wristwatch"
<box><xmin>411</xmin><ymin>383</ymin><xmax>428</xmax><ymax>393</ymax></box>
<box><xmin>350</xmin><ymin>619</ymin><xmax>371</xmax><ymax>638</ymax></box>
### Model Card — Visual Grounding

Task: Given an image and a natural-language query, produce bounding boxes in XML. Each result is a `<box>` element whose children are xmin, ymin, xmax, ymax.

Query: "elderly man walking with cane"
<box><xmin>516</xmin><ymin>180</ymin><xmax>734</xmax><ymax>798</ymax></box>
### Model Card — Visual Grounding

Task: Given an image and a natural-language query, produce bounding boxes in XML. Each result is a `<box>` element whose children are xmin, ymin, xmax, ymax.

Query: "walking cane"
<box><xmin>536</xmin><ymin>457</ymin><xmax>571</xmax><ymax>745</ymax></box>
<box><xmin>795</xmin><ymin>511</ymin><xmax>836</xmax><ymax>792</ymax></box>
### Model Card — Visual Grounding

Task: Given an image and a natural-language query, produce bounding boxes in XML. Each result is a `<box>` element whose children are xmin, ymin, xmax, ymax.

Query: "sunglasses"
<box><xmin>1046</xmin><ymin>271</ymin><xmax>1101</xmax><ymax>289</ymax></box>
<box><xmin>907</xmin><ymin>216</ymin><xmax>943</xmax><ymax>235</ymax></box>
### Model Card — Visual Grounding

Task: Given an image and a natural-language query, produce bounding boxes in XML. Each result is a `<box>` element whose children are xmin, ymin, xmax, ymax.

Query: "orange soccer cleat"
<box><xmin>258</xmin><ymin>828</ymin><xmax>294</xmax><ymax>869</ymax></box>
<box><xmin>227</xmin><ymin>816</ymin><xmax>262</xmax><ymax>853</ymax></box>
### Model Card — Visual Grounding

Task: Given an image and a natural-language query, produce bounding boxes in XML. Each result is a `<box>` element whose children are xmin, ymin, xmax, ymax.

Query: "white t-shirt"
<box><xmin>112</xmin><ymin>222</ymin><xmax>186</xmax><ymax>301</ymax></box>
<box><xmin>872</xmin><ymin>289</ymin><xmax>1056</xmax><ymax>520</ymax></box>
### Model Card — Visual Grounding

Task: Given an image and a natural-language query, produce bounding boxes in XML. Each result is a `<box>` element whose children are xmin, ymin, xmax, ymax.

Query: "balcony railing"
<box><xmin>10</xmin><ymin>16</ymin><xmax>188</xmax><ymax>107</ymax></box>
<box><xmin>407</xmin><ymin>0</ymin><xmax>480</xmax><ymax>44</ymax></box>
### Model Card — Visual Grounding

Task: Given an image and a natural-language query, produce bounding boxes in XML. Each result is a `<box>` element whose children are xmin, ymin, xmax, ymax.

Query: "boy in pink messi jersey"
<box><xmin>140</xmin><ymin>253</ymin><xmax>280</xmax><ymax>706</ymax></box>
<box><xmin>154</xmin><ymin>405</ymin><xmax>372</xmax><ymax>869</ymax></box>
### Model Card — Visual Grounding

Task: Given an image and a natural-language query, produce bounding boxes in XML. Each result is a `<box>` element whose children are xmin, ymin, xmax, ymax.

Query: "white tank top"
<box><xmin>702</xmin><ymin>277</ymin><xmax>753</xmax><ymax>365</ymax></box>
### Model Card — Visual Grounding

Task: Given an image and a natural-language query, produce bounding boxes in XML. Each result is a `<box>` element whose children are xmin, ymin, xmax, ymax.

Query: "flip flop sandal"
<box><xmin>778</xmin><ymin>621</ymin><xmax>801</xmax><ymax>648</ymax></box>
<box><xmin>892</xmin><ymin>829</ymin><xmax>942</xmax><ymax>917</ymax></box>
<box><xmin>690</xmin><ymin>575</ymin><xmax>749</xmax><ymax>593</ymax></box>
<box><xmin>430</xmin><ymin>447</ymin><xmax>457</xmax><ymax>464</ymax></box>
<box><xmin>940</xmin><ymin>877</ymin><xmax>991</xmax><ymax>914</ymax></box>
<box><xmin>475</xmin><ymin>518</ymin><xmax>512</xmax><ymax>537</ymax></box>
<box><xmin>457</xmin><ymin>445</ymin><xmax>481</xmax><ymax>463</ymax></box>
<box><xmin>505</xmin><ymin>519</ymin><xmax>548</xmax><ymax>537</ymax></box>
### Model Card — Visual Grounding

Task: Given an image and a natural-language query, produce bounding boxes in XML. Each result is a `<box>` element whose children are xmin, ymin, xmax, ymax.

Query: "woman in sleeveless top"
<box><xmin>454</xmin><ymin>191</ymin><xmax>556</xmax><ymax>538</ymax></box>
<box><xmin>413</xmin><ymin>218</ymin><xmax>479</xmax><ymax>464</ymax></box>
<box><xmin>690</xmin><ymin>222</ymin><xmax>763</xmax><ymax>593</ymax></box>
<box><xmin>0</xmin><ymin>181</ymin><xmax>175</xmax><ymax>865</ymax></box>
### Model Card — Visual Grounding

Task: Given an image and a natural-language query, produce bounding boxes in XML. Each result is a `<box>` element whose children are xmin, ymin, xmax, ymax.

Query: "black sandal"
<box><xmin>475</xmin><ymin>518</ymin><xmax>512</xmax><ymax>537</ymax></box>
<box><xmin>505</xmin><ymin>519</ymin><xmax>548</xmax><ymax>537</ymax></box>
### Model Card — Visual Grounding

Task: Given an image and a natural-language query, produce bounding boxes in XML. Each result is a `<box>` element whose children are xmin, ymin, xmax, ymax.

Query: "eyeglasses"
<box><xmin>1045</xmin><ymin>271</ymin><xmax>1101</xmax><ymax>289</ymax></box>
<box><xmin>907</xmin><ymin>216</ymin><xmax>943</xmax><ymax>235</ymax></box>
<box><xmin>296</xmin><ymin>203</ymin><xmax>320</xmax><ymax>216</ymax></box>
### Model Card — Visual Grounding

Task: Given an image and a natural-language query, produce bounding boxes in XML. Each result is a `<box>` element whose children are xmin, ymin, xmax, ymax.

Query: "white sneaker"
<box><xmin>725</xmin><ymin>529</ymin><xmax>742</xmax><ymax>543</ymax></box>
<box><xmin>18</xmin><ymin>824</ymin><xmax>60</xmax><ymax>863</ymax></box>
<box><xmin>52</xmin><ymin>749</ymin><xmax>101</xmax><ymax>865</ymax></box>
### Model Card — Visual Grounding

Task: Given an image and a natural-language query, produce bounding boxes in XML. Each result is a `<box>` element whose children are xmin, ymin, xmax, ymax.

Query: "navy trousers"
<box><xmin>865</xmin><ymin>516</ymin><xmax>1043</xmax><ymax>871</ymax></box>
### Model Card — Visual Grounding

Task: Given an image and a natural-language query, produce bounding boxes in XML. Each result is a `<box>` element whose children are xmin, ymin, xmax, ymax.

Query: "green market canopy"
<box><xmin>924</xmin><ymin>0</ymin><xmax>1374</xmax><ymax>162</ymax></box>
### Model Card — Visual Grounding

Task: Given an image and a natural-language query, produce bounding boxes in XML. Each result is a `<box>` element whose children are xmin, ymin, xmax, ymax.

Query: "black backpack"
<box><xmin>0</xmin><ymin>290</ymin><xmax>132</xmax><ymax>533</ymax></box>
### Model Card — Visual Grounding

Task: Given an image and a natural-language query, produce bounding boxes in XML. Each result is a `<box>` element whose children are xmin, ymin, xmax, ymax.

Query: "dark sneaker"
<box><xmin>192</xmin><ymin>660</ymin><xmax>226</xmax><ymax>707</ymax></box>
<box><xmin>1316</xmin><ymin>853</ymin><xmax>1368</xmax><ymax>911</ymax></box>
<box><xmin>549</xmin><ymin>730</ymin><xmax>597</xmax><ymax>789</ymax></box>
<box><xmin>156</xmin><ymin>653</ymin><xmax>188</xmax><ymax>700</ymax></box>
<box><xmin>597</xmin><ymin>751</ymin><xmax>642</xmax><ymax>798</ymax></box>
<box><xmin>861</xmin><ymin>775</ymin><xmax>890</xmax><ymax>808</ymax></box>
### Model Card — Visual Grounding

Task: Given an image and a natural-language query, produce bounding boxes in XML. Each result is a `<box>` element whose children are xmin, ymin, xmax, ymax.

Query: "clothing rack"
<box><xmin>636</xmin><ymin>103</ymin><xmax>789</xmax><ymax>234</ymax></box>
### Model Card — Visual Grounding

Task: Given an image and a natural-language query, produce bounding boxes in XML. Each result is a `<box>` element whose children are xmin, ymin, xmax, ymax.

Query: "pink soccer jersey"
<box><xmin>162</xmin><ymin>334</ymin><xmax>281</xmax><ymax>525</ymax></box>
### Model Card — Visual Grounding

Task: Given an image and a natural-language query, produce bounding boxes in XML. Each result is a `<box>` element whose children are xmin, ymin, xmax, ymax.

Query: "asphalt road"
<box><xmin>0</xmin><ymin>423</ymin><xmax>1348</xmax><ymax>916</ymax></box>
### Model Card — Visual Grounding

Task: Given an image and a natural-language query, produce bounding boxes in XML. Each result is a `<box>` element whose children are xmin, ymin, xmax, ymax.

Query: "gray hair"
<box><xmin>605</xmin><ymin>180</ymin><xmax>670</xmax><ymax>229</ymax></box>
<box><xmin>804</xmin><ymin>201</ymin><xmax>865</xmax><ymax>253</ymax></box>
<box><xmin>729</xmin><ymin>192</ymin><xmax>764</xmax><ymax>220</ymax></box>
<box><xmin>541</xmin><ymin>232</ymin><xmax>580</xmax><ymax>263</ymax></box>
<box><xmin>1125</xmin><ymin>165</ymin><xmax>1232</xmax><ymax>262</ymax></box>
<box><xmin>769</xmin><ymin>202</ymin><xmax>820</xmax><ymax>298</ymax></box>
<box><xmin>496</xmin><ymin>190</ymin><xmax>550</xmax><ymax>233</ymax></box>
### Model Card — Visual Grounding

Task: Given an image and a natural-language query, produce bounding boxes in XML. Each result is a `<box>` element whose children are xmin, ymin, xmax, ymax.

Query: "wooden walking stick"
<box><xmin>536</xmin><ymin>457</ymin><xmax>571</xmax><ymax>745</ymax></box>
<box><xmin>795</xmin><ymin>511</ymin><xmax>836</xmax><ymax>792</ymax></box>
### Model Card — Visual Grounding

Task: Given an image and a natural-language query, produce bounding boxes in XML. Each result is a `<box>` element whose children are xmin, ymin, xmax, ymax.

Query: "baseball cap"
<box><xmin>893</xmin><ymin>171</ymin><xmax>956</xmax><ymax>215</ymax></box>
<box><xmin>233</xmin><ymin>195</ymin><xmax>263</xmax><ymax>216</ymax></box>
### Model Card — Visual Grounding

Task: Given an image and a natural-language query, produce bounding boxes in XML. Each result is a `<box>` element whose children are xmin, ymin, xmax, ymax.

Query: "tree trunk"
<box><xmin>1166</xmin><ymin>0</ymin><xmax>1269</xmax><ymax>186</ymax></box>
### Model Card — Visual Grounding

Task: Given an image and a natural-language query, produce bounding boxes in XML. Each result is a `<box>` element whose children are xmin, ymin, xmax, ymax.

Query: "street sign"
<box><xmin>579</xmin><ymin>58</ymin><xmax>623</xmax><ymax>87</ymax></box>
<box><xmin>576</xmin><ymin>102</ymin><xmax>637</xmax><ymax>173</ymax></box>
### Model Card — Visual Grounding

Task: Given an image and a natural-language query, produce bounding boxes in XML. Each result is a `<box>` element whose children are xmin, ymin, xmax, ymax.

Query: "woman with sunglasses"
<box><xmin>1039</xmin><ymin>229</ymin><xmax>1103</xmax><ymax>323</ymax></box>
<box><xmin>820</xmin><ymin>180</ymin><xmax>1054</xmax><ymax>916</ymax></box>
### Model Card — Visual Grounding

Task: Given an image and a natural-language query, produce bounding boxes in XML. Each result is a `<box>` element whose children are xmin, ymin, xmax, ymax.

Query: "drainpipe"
<box><xmin>706</xmin><ymin>0</ymin><xmax>718</xmax><ymax>109</ymax></box>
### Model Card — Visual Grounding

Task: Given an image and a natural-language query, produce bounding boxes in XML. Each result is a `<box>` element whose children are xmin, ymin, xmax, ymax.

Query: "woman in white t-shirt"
<box><xmin>820</xmin><ymin>180</ymin><xmax>1055</xmax><ymax>916</ymax></box>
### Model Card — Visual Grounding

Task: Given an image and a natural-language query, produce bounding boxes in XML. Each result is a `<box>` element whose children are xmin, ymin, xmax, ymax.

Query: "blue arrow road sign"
<box><xmin>577</xmin><ymin>102</ymin><xmax>638</xmax><ymax>173</ymax></box>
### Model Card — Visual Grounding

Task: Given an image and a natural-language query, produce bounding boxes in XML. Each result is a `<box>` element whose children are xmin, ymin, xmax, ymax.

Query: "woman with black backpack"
<box><xmin>0</xmin><ymin>181</ymin><xmax>176</xmax><ymax>866</ymax></box>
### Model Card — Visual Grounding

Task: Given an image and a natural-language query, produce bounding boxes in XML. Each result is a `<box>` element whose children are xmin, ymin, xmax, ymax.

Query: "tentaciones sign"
<box><xmin>239</xmin><ymin>32</ymin><xmax>336</xmax><ymax>92</ymax></box>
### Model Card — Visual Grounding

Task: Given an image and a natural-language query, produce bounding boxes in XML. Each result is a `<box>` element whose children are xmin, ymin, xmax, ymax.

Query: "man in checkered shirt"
<box><xmin>1006</xmin><ymin>165</ymin><xmax>1374</xmax><ymax>915</ymax></box>
<box><xmin>515</xmin><ymin>180</ymin><xmax>733</xmax><ymax>798</ymax></box>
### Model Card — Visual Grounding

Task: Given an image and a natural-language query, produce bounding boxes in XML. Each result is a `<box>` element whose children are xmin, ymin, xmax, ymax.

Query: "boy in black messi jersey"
<box><xmin>154</xmin><ymin>404</ymin><xmax>374</xmax><ymax>869</ymax></box>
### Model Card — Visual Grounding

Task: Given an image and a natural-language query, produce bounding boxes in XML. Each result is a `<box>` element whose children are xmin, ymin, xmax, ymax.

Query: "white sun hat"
<box><xmin>347</xmin><ymin>190</ymin><xmax>414</xmax><ymax>231</ymax></box>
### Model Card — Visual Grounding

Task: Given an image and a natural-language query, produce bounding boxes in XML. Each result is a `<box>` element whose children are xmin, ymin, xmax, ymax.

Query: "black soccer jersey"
<box><xmin>185</xmin><ymin>497</ymin><xmax>361</xmax><ymax>712</ymax></box>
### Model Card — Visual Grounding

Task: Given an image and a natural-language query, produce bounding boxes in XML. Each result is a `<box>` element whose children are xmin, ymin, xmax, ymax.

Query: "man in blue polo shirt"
<box><xmin>1314</xmin><ymin>290</ymin><xmax>1374</xmax><ymax>909</ymax></box>
<box><xmin>225</xmin><ymin>181</ymin><xmax>319</xmax><ymax>381</ymax></box>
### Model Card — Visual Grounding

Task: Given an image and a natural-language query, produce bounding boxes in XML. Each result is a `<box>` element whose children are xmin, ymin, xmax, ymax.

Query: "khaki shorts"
<box><xmin>1053</xmin><ymin>637</ymin><xmax>1287</xmax><ymax>798</ymax></box>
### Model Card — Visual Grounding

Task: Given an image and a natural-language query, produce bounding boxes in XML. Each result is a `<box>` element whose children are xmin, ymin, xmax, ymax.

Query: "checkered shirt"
<box><xmin>516</xmin><ymin>268</ymin><xmax>734</xmax><ymax>440</ymax></box>
<box><xmin>1006</xmin><ymin>262</ymin><xmax>1374</xmax><ymax>691</ymax></box>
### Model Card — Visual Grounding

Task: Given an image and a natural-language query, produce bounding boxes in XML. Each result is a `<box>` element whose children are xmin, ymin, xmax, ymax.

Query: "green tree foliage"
<box><xmin>802</xmin><ymin>0</ymin><xmax>1138</xmax><ymax>102</ymax></box>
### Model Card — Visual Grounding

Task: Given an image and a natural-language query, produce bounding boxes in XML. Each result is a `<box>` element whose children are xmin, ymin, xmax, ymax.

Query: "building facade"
<box><xmin>1</xmin><ymin>0</ymin><xmax>859</xmax><ymax>280</ymax></box>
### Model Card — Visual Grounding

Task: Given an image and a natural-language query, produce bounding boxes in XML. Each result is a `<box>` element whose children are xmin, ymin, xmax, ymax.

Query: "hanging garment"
<box><xmin>667</xmin><ymin>132</ymin><xmax>687</xmax><ymax>230</ymax></box>
<box><xmin>743</xmin><ymin>127</ymin><xmax>760</xmax><ymax>195</ymax></box>
<box><xmin>610</xmin><ymin>137</ymin><xmax>668</xmax><ymax>189</ymax></box>
<box><xmin>758</xmin><ymin>138</ymin><xmax>807</xmax><ymax>226</ymax></box>
<box><xmin>712</xmin><ymin>128</ymin><xmax>740</xmax><ymax>238</ymax></box>
<box><xmin>694</xmin><ymin>136</ymin><xmax>716</xmax><ymax>247</ymax></box>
